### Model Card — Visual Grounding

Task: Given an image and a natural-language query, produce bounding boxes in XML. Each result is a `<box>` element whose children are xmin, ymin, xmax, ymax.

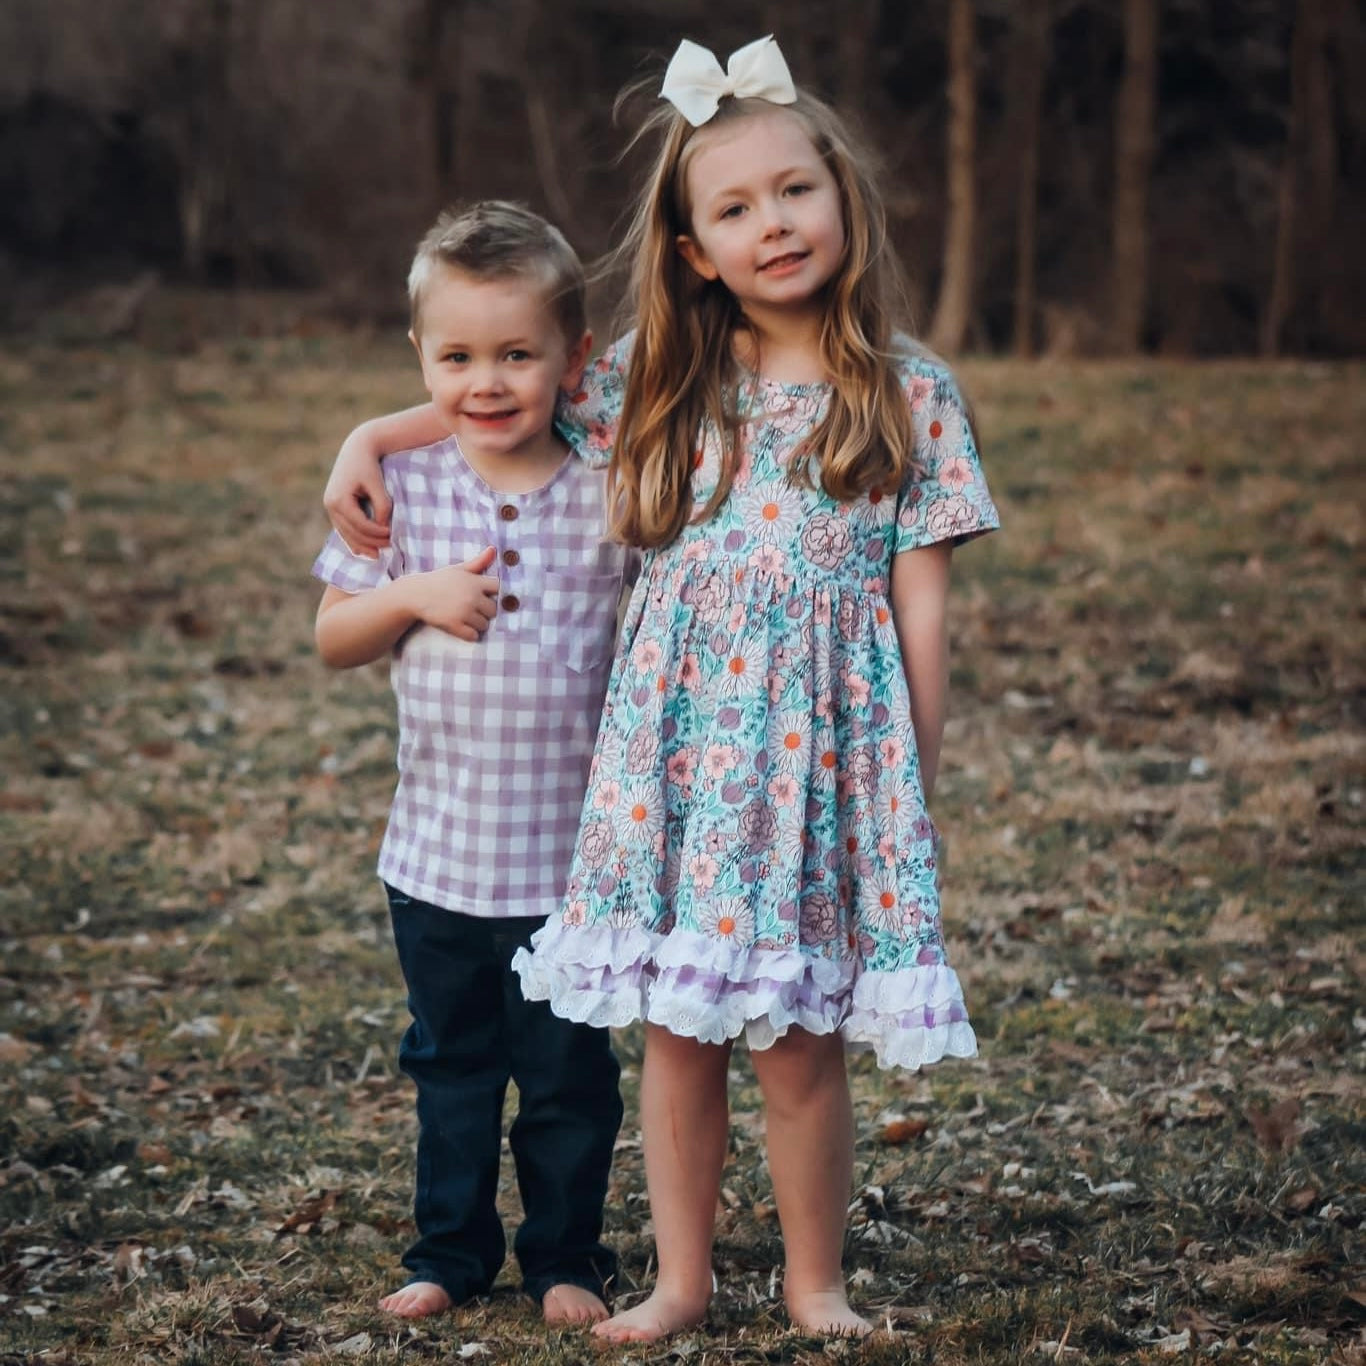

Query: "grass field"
<box><xmin>0</xmin><ymin>330</ymin><xmax>1362</xmax><ymax>1364</ymax></box>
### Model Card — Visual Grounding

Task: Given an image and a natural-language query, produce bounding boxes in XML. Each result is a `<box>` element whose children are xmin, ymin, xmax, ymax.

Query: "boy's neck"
<box><xmin>456</xmin><ymin>429</ymin><xmax>570</xmax><ymax>494</ymax></box>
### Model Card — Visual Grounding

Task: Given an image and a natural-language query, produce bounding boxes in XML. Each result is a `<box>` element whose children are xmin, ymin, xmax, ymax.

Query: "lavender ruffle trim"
<box><xmin>511</xmin><ymin>921</ymin><xmax>978</xmax><ymax>1072</ymax></box>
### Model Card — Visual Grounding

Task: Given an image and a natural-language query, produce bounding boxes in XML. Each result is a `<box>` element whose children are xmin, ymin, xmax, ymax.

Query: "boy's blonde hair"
<box><xmin>408</xmin><ymin>201</ymin><xmax>586</xmax><ymax>343</ymax></box>
<box><xmin>605</xmin><ymin>89</ymin><xmax>920</xmax><ymax>550</ymax></box>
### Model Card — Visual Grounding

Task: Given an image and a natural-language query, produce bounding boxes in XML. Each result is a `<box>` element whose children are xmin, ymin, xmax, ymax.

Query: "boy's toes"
<box><xmin>379</xmin><ymin>1281</ymin><xmax>452</xmax><ymax>1318</ymax></box>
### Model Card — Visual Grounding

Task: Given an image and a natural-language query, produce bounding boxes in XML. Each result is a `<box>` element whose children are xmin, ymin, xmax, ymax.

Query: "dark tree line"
<box><xmin>0</xmin><ymin>0</ymin><xmax>1361</xmax><ymax>354</ymax></box>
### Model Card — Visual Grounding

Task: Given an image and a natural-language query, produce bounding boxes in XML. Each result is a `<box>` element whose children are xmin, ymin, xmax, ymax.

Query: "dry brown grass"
<box><xmin>0</xmin><ymin>334</ymin><xmax>1362</xmax><ymax>1364</ymax></box>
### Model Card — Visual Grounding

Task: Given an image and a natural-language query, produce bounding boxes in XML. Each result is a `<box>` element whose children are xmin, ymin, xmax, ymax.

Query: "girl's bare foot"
<box><xmin>542</xmin><ymin>1282</ymin><xmax>609</xmax><ymax>1325</ymax></box>
<box><xmin>589</xmin><ymin>1289</ymin><xmax>709</xmax><ymax>1343</ymax></box>
<box><xmin>378</xmin><ymin>1281</ymin><xmax>452</xmax><ymax>1317</ymax></box>
<box><xmin>786</xmin><ymin>1288</ymin><xmax>873</xmax><ymax>1337</ymax></box>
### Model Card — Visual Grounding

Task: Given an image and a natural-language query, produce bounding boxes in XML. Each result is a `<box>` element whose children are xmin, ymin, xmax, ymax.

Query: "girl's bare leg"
<box><xmin>749</xmin><ymin>1028</ymin><xmax>872</xmax><ymax>1336</ymax></box>
<box><xmin>592</xmin><ymin>1026</ymin><xmax>732</xmax><ymax>1344</ymax></box>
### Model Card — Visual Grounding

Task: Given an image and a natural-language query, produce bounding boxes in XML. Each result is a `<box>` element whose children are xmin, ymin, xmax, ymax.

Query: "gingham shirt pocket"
<box><xmin>539</xmin><ymin>569</ymin><xmax>621</xmax><ymax>673</ymax></box>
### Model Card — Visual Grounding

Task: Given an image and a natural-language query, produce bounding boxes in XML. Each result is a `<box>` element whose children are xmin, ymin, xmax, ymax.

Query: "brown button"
<box><xmin>500</xmin><ymin>593</ymin><xmax>520</xmax><ymax>612</ymax></box>
<box><xmin>498</xmin><ymin>503</ymin><xmax>518</xmax><ymax>521</ymax></box>
<box><xmin>502</xmin><ymin>548</ymin><xmax>520</xmax><ymax>567</ymax></box>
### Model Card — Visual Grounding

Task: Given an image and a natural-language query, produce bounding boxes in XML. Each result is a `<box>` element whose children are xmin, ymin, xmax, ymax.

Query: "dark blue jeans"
<box><xmin>386</xmin><ymin>886</ymin><xmax>622</xmax><ymax>1305</ymax></box>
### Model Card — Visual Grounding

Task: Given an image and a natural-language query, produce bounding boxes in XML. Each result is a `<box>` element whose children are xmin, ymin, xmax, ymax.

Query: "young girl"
<box><xmin>325</xmin><ymin>36</ymin><xmax>998</xmax><ymax>1343</ymax></box>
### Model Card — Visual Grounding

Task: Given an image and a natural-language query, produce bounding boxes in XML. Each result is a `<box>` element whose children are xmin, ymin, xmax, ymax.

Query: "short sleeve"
<box><xmin>554</xmin><ymin>334</ymin><xmax>633</xmax><ymax>470</ymax></box>
<box><xmin>312</xmin><ymin>530</ymin><xmax>398</xmax><ymax>593</ymax></box>
<box><xmin>893</xmin><ymin>361</ymin><xmax>1000</xmax><ymax>554</ymax></box>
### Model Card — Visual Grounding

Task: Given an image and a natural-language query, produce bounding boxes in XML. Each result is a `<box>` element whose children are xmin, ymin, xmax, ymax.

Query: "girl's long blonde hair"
<box><xmin>606</xmin><ymin>87</ymin><xmax>920</xmax><ymax>549</ymax></box>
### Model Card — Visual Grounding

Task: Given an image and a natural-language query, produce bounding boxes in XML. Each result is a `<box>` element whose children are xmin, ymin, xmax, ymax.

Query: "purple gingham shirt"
<box><xmin>312</xmin><ymin>435</ymin><xmax>635</xmax><ymax>919</ymax></box>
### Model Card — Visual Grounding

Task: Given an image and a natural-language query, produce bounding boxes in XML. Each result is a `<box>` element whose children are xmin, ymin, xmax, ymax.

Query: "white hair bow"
<box><xmin>660</xmin><ymin>36</ymin><xmax>797</xmax><ymax>127</ymax></box>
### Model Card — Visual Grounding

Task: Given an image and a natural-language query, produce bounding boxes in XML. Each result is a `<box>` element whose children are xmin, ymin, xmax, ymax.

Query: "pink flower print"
<box><xmin>682</xmin><ymin>537</ymin><xmax>713</xmax><ymax>565</ymax></box>
<box><xmin>902</xmin><ymin>898</ymin><xmax>926</xmax><ymax>933</ymax></box>
<box><xmin>703</xmin><ymin>743</ymin><xmax>739</xmax><ymax>780</ymax></box>
<box><xmin>799</xmin><ymin>889</ymin><xmax>839</xmax><ymax>945</ymax></box>
<box><xmin>679</xmin><ymin>653</ymin><xmax>703</xmax><ymax>692</ymax></box>
<box><xmin>812</xmin><ymin>592</ymin><xmax>833</xmax><ymax>627</ymax></box>
<box><xmin>593</xmin><ymin>780</ymin><xmax>620</xmax><ymax>811</ymax></box>
<box><xmin>767</xmin><ymin>773</ymin><xmax>800</xmax><ymax>807</ymax></box>
<box><xmin>898</xmin><ymin>485</ymin><xmax>925</xmax><ymax>531</ymax></box>
<box><xmin>905</xmin><ymin>375</ymin><xmax>935</xmax><ymax>411</ymax></box>
<box><xmin>727</xmin><ymin>603</ymin><xmax>748</xmax><ymax>634</ymax></box>
<box><xmin>879</xmin><ymin>735</ymin><xmax>906</xmax><ymax>768</ymax></box>
<box><xmin>938</xmin><ymin>453</ymin><xmax>975</xmax><ymax>493</ymax></box>
<box><xmin>666</xmin><ymin>748</ymin><xmax>697</xmax><ymax>792</ymax></box>
<box><xmin>632</xmin><ymin>637</ymin><xmax>663</xmax><ymax>674</ymax></box>
<box><xmin>877</xmin><ymin>832</ymin><xmax>897</xmax><ymax>863</ymax></box>
<box><xmin>814</xmin><ymin>690</ymin><xmax>836</xmax><ymax>724</ymax></box>
<box><xmin>749</xmin><ymin>544</ymin><xmax>789</xmax><ymax>584</ymax></box>
<box><xmin>578</xmin><ymin>818</ymin><xmax>615</xmax><ymax>870</ymax></box>
<box><xmin>689</xmin><ymin>852</ymin><xmax>720</xmax><ymax>890</ymax></box>
<box><xmin>767</xmin><ymin>672</ymin><xmax>786</xmax><ymax>705</ymax></box>
<box><xmin>563</xmin><ymin>899</ymin><xmax>587</xmax><ymax>926</ymax></box>
<box><xmin>841</xmin><ymin>670</ymin><xmax>871</xmax><ymax>708</ymax></box>
<box><xmin>802</xmin><ymin>513</ymin><xmax>852</xmax><ymax>571</ymax></box>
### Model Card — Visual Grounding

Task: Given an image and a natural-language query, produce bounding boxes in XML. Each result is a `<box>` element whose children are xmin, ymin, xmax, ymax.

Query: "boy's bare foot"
<box><xmin>542</xmin><ymin>1282</ymin><xmax>609</xmax><ymax>1325</ymax></box>
<box><xmin>378</xmin><ymin>1281</ymin><xmax>452</xmax><ymax>1318</ymax></box>
<box><xmin>589</xmin><ymin>1289</ymin><xmax>709</xmax><ymax>1343</ymax></box>
<box><xmin>786</xmin><ymin>1288</ymin><xmax>874</xmax><ymax>1337</ymax></box>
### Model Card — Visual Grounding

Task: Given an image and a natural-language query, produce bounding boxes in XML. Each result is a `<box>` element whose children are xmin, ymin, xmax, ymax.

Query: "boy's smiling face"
<box><xmin>411</xmin><ymin>267</ymin><xmax>590</xmax><ymax>472</ymax></box>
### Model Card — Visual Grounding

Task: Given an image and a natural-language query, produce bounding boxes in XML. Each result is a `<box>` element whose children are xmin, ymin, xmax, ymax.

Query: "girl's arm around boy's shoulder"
<box><xmin>324</xmin><ymin>407</ymin><xmax>449</xmax><ymax>555</ymax></box>
<box><xmin>556</xmin><ymin>333</ymin><xmax>634</xmax><ymax>470</ymax></box>
<box><xmin>890</xmin><ymin>340</ymin><xmax>1001</xmax><ymax>556</ymax></box>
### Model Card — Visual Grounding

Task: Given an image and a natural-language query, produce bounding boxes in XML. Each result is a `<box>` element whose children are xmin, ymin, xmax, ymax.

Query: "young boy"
<box><xmin>313</xmin><ymin>202</ymin><xmax>630</xmax><ymax>1324</ymax></box>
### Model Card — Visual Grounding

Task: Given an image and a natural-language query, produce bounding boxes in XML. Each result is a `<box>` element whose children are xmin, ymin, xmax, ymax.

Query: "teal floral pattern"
<box><xmin>514</xmin><ymin>337</ymin><xmax>999</xmax><ymax>1068</ymax></box>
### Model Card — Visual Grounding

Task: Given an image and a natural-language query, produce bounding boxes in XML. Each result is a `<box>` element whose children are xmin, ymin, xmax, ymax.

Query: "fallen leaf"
<box><xmin>276</xmin><ymin>1189</ymin><xmax>338</xmax><ymax>1236</ymax></box>
<box><xmin>1244</xmin><ymin>1097</ymin><xmax>1300</xmax><ymax>1154</ymax></box>
<box><xmin>879</xmin><ymin>1117</ymin><xmax>929</xmax><ymax>1144</ymax></box>
<box><xmin>1284</xmin><ymin>1185</ymin><xmax>1319</xmax><ymax>1213</ymax></box>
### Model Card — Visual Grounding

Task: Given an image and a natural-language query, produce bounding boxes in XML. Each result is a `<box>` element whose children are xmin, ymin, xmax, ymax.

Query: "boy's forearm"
<box><xmin>315</xmin><ymin>580</ymin><xmax>419</xmax><ymax>668</ymax></box>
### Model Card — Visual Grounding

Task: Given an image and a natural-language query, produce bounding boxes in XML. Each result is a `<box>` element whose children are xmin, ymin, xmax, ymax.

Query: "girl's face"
<box><xmin>676</xmin><ymin>109</ymin><xmax>846</xmax><ymax>329</ymax></box>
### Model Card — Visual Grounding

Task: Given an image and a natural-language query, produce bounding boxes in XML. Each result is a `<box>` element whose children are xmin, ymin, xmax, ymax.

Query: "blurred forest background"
<box><xmin>1</xmin><ymin>0</ymin><xmax>1363</xmax><ymax>357</ymax></box>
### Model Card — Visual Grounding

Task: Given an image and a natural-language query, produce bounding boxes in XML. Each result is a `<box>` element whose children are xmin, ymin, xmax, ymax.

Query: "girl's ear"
<box><xmin>560</xmin><ymin>330</ymin><xmax>593</xmax><ymax>392</ymax></box>
<box><xmin>676</xmin><ymin>234</ymin><xmax>719</xmax><ymax>282</ymax></box>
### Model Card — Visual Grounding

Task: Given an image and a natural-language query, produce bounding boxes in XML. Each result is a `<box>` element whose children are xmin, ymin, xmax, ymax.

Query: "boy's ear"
<box><xmin>409</xmin><ymin>329</ymin><xmax>434</xmax><ymax>392</ymax></box>
<box><xmin>676</xmin><ymin>234</ymin><xmax>719</xmax><ymax>282</ymax></box>
<box><xmin>560</xmin><ymin>330</ymin><xmax>593</xmax><ymax>392</ymax></box>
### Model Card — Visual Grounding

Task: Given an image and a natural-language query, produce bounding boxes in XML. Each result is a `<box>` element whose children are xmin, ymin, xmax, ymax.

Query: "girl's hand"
<box><xmin>325</xmin><ymin>427</ymin><xmax>392</xmax><ymax>557</ymax></box>
<box><xmin>410</xmin><ymin>547</ymin><xmax>500</xmax><ymax>641</ymax></box>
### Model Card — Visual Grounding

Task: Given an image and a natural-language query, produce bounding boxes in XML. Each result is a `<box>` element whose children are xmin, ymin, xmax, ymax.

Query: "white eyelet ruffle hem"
<box><xmin>512</xmin><ymin>919</ymin><xmax>977</xmax><ymax>1071</ymax></box>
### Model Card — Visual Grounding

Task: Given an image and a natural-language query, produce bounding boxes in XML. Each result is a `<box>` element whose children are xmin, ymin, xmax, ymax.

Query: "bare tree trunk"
<box><xmin>1011</xmin><ymin>3</ymin><xmax>1049</xmax><ymax>358</ymax></box>
<box><xmin>411</xmin><ymin>0</ymin><xmax>465</xmax><ymax>209</ymax></box>
<box><xmin>929</xmin><ymin>0</ymin><xmax>976</xmax><ymax>355</ymax></box>
<box><xmin>1262</xmin><ymin>0</ymin><xmax>1314</xmax><ymax>356</ymax></box>
<box><xmin>1110</xmin><ymin>0</ymin><xmax>1159</xmax><ymax>353</ymax></box>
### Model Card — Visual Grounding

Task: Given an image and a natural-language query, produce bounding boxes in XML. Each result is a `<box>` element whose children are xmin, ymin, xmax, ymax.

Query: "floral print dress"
<box><xmin>513</xmin><ymin>336</ymin><xmax>999</xmax><ymax>1068</ymax></box>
